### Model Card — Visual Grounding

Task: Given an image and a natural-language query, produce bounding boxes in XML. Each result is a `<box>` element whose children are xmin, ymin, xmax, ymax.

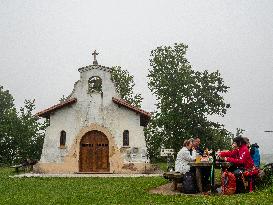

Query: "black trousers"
<box><xmin>233</xmin><ymin>168</ymin><xmax>247</xmax><ymax>193</ymax></box>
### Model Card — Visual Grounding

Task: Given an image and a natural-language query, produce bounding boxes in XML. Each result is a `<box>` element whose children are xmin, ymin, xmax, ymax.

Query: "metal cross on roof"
<box><xmin>92</xmin><ymin>50</ymin><xmax>99</xmax><ymax>65</ymax></box>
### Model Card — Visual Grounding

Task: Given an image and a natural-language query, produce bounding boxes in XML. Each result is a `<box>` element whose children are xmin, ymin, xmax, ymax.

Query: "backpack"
<box><xmin>222</xmin><ymin>171</ymin><xmax>236</xmax><ymax>195</ymax></box>
<box><xmin>250</xmin><ymin>144</ymin><xmax>260</xmax><ymax>167</ymax></box>
<box><xmin>182</xmin><ymin>172</ymin><xmax>197</xmax><ymax>194</ymax></box>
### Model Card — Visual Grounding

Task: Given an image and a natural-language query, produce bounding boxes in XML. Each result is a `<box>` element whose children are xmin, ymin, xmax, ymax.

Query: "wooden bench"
<box><xmin>163</xmin><ymin>172</ymin><xmax>184</xmax><ymax>191</ymax></box>
<box><xmin>11</xmin><ymin>164</ymin><xmax>29</xmax><ymax>173</ymax></box>
<box><xmin>11</xmin><ymin>160</ymin><xmax>37</xmax><ymax>173</ymax></box>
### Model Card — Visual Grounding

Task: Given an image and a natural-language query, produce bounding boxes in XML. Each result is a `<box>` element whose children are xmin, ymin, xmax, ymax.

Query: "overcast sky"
<box><xmin>1</xmin><ymin>1</ymin><xmax>273</xmax><ymax>154</ymax></box>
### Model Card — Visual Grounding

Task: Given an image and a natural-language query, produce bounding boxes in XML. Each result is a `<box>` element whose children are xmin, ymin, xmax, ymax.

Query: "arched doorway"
<box><xmin>79</xmin><ymin>130</ymin><xmax>109</xmax><ymax>172</ymax></box>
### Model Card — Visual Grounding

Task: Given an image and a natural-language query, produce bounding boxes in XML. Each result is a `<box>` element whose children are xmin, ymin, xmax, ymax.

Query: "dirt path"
<box><xmin>149</xmin><ymin>182</ymin><xmax>205</xmax><ymax>196</ymax></box>
<box><xmin>149</xmin><ymin>183</ymin><xmax>182</xmax><ymax>195</ymax></box>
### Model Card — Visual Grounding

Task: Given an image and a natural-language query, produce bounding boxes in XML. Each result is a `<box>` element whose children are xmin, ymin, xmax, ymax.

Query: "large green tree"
<box><xmin>146</xmin><ymin>43</ymin><xmax>232</xmax><ymax>161</ymax></box>
<box><xmin>0</xmin><ymin>86</ymin><xmax>47</xmax><ymax>165</ymax></box>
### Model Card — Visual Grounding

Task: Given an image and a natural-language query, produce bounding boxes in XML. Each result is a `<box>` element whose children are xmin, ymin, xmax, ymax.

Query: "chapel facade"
<box><xmin>34</xmin><ymin>52</ymin><xmax>151</xmax><ymax>173</ymax></box>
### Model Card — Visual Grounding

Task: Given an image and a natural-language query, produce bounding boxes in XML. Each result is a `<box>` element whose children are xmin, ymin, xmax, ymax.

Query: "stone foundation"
<box><xmin>34</xmin><ymin>162</ymin><xmax>156</xmax><ymax>174</ymax></box>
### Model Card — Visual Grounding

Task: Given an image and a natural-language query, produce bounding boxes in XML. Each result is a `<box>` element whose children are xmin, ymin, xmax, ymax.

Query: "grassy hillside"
<box><xmin>0</xmin><ymin>168</ymin><xmax>273</xmax><ymax>205</ymax></box>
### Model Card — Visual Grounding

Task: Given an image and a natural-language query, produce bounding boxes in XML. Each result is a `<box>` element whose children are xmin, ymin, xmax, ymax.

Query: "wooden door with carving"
<box><xmin>79</xmin><ymin>130</ymin><xmax>109</xmax><ymax>172</ymax></box>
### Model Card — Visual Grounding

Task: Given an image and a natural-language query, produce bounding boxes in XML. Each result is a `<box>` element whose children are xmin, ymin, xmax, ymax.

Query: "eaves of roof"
<box><xmin>36</xmin><ymin>98</ymin><xmax>77</xmax><ymax>118</ymax></box>
<box><xmin>112</xmin><ymin>97</ymin><xmax>151</xmax><ymax>119</ymax></box>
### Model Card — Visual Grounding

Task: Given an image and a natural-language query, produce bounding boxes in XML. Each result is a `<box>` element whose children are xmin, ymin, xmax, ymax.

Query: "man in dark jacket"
<box><xmin>193</xmin><ymin>137</ymin><xmax>210</xmax><ymax>191</ymax></box>
<box><xmin>193</xmin><ymin>137</ymin><xmax>204</xmax><ymax>156</ymax></box>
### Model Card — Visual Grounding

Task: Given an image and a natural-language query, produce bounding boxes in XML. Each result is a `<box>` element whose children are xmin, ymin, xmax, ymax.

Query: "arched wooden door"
<box><xmin>79</xmin><ymin>130</ymin><xmax>109</xmax><ymax>172</ymax></box>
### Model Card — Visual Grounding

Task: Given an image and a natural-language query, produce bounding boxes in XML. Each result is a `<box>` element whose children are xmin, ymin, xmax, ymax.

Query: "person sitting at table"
<box><xmin>219</xmin><ymin>136</ymin><xmax>254</xmax><ymax>193</ymax></box>
<box><xmin>193</xmin><ymin>137</ymin><xmax>212</xmax><ymax>191</ymax></box>
<box><xmin>175</xmin><ymin>138</ymin><xmax>196</xmax><ymax>174</ymax></box>
<box><xmin>219</xmin><ymin>136</ymin><xmax>254</xmax><ymax>170</ymax></box>
<box><xmin>193</xmin><ymin>137</ymin><xmax>204</xmax><ymax>156</ymax></box>
<box><xmin>193</xmin><ymin>136</ymin><xmax>211</xmax><ymax>191</ymax></box>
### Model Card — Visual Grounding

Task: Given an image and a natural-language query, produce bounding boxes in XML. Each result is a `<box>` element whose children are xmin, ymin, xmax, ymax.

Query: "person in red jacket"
<box><xmin>219</xmin><ymin>136</ymin><xmax>254</xmax><ymax>170</ymax></box>
<box><xmin>219</xmin><ymin>136</ymin><xmax>255</xmax><ymax>193</ymax></box>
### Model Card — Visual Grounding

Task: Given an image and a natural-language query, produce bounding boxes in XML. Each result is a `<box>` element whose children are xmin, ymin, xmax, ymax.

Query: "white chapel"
<box><xmin>35</xmin><ymin>51</ymin><xmax>151</xmax><ymax>173</ymax></box>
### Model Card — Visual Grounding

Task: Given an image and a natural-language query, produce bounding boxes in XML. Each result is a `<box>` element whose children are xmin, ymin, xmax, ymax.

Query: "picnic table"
<box><xmin>189</xmin><ymin>161</ymin><xmax>230</xmax><ymax>192</ymax></box>
<box><xmin>163</xmin><ymin>161</ymin><xmax>231</xmax><ymax>193</ymax></box>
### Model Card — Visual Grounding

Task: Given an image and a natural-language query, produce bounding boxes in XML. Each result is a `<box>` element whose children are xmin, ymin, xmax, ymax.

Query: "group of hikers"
<box><xmin>174</xmin><ymin>136</ymin><xmax>261</xmax><ymax>194</ymax></box>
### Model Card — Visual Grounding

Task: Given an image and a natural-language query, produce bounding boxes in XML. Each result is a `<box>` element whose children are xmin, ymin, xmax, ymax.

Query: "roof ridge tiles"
<box><xmin>78</xmin><ymin>65</ymin><xmax>112</xmax><ymax>73</ymax></box>
<box><xmin>36</xmin><ymin>98</ymin><xmax>77</xmax><ymax>118</ymax></box>
<box><xmin>112</xmin><ymin>97</ymin><xmax>151</xmax><ymax>118</ymax></box>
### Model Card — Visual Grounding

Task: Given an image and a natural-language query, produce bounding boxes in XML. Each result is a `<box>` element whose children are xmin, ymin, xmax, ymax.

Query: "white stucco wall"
<box><xmin>40</xmin><ymin>65</ymin><xmax>148</xmax><ymax>166</ymax></box>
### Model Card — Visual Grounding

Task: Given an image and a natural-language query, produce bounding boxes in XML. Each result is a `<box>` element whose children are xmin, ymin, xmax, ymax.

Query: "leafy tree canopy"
<box><xmin>146</xmin><ymin>43</ymin><xmax>232</xmax><ymax>161</ymax></box>
<box><xmin>111</xmin><ymin>66</ymin><xmax>143</xmax><ymax>108</ymax></box>
<box><xmin>0</xmin><ymin>86</ymin><xmax>47</xmax><ymax>165</ymax></box>
<box><xmin>0</xmin><ymin>86</ymin><xmax>15</xmax><ymax>115</ymax></box>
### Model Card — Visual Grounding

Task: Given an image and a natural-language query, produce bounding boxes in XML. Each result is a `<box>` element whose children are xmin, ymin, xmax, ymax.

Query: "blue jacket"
<box><xmin>251</xmin><ymin>147</ymin><xmax>260</xmax><ymax>167</ymax></box>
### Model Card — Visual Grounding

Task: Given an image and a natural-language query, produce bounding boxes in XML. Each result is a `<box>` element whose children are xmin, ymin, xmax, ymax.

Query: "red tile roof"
<box><xmin>36</xmin><ymin>98</ymin><xmax>77</xmax><ymax>118</ymax></box>
<box><xmin>112</xmin><ymin>97</ymin><xmax>151</xmax><ymax>119</ymax></box>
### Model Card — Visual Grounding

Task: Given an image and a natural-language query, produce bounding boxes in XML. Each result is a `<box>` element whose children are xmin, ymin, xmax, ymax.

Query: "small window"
<box><xmin>123</xmin><ymin>130</ymin><xmax>129</xmax><ymax>146</ymax></box>
<box><xmin>88</xmin><ymin>76</ymin><xmax>102</xmax><ymax>94</ymax></box>
<box><xmin>60</xmin><ymin>130</ymin><xmax>66</xmax><ymax>148</ymax></box>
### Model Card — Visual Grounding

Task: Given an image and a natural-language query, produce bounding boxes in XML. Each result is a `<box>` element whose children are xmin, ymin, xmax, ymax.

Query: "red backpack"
<box><xmin>222</xmin><ymin>171</ymin><xmax>236</xmax><ymax>195</ymax></box>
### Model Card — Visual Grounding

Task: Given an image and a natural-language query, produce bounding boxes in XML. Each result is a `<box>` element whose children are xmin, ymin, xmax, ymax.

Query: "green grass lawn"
<box><xmin>1</xmin><ymin>168</ymin><xmax>273</xmax><ymax>205</ymax></box>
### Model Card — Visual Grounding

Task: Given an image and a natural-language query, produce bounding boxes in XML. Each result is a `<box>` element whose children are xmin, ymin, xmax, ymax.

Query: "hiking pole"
<box><xmin>210</xmin><ymin>150</ymin><xmax>216</xmax><ymax>193</ymax></box>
